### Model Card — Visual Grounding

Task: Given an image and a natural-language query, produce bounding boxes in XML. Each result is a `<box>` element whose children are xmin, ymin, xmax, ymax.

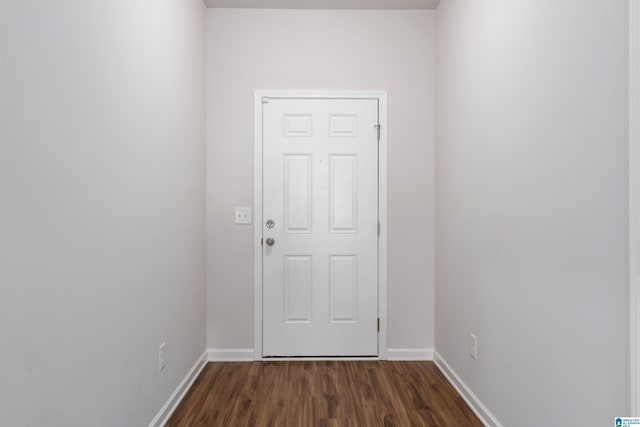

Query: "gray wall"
<box><xmin>0</xmin><ymin>1</ymin><xmax>207</xmax><ymax>425</ymax></box>
<box><xmin>206</xmin><ymin>9</ymin><xmax>437</xmax><ymax>352</ymax></box>
<box><xmin>435</xmin><ymin>0</ymin><xmax>629</xmax><ymax>425</ymax></box>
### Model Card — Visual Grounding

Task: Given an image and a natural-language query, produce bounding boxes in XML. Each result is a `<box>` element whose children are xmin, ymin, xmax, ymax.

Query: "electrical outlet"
<box><xmin>159</xmin><ymin>343</ymin><xmax>166</xmax><ymax>371</ymax></box>
<box><xmin>469</xmin><ymin>333</ymin><xmax>478</xmax><ymax>360</ymax></box>
<box><xmin>234</xmin><ymin>207</ymin><xmax>252</xmax><ymax>224</ymax></box>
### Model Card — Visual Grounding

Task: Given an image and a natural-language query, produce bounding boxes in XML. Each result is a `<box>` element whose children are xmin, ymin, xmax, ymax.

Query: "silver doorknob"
<box><xmin>265</xmin><ymin>237</ymin><xmax>275</xmax><ymax>246</ymax></box>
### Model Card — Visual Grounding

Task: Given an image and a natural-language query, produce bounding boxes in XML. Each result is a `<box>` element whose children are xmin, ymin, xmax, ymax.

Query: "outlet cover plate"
<box><xmin>469</xmin><ymin>334</ymin><xmax>477</xmax><ymax>359</ymax></box>
<box><xmin>159</xmin><ymin>343</ymin><xmax>166</xmax><ymax>371</ymax></box>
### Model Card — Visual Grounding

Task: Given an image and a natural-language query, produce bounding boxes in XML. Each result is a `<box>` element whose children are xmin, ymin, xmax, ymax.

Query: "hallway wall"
<box><xmin>206</xmin><ymin>9</ymin><xmax>436</xmax><ymax>353</ymax></box>
<box><xmin>435</xmin><ymin>1</ymin><xmax>629</xmax><ymax>425</ymax></box>
<box><xmin>0</xmin><ymin>1</ymin><xmax>207</xmax><ymax>425</ymax></box>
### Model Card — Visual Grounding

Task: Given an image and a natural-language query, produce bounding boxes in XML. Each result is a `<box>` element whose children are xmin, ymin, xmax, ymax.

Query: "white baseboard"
<box><xmin>259</xmin><ymin>356</ymin><xmax>381</xmax><ymax>361</ymax></box>
<box><xmin>386</xmin><ymin>348</ymin><xmax>433</xmax><ymax>361</ymax></box>
<box><xmin>433</xmin><ymin>351</ymin><xmax>503</xmax><ymax>427</ymax></box>
<box><xmin>207</xmin><ymin>348</ymin><xmax>435</xmax><ymax>361</ymax></box>
<box><xmin>208</xmin><ymin>348</ymin><xmax>255</xmax><ymax>362</ymax></box>
<box><xmin>148</xmin><ymin>350</ymin><xmax>208</xmax><ymax>427</ymax></box>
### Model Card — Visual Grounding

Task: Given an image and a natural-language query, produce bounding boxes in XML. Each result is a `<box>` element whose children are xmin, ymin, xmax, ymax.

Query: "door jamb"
<box><xmin>630</xmin><ymin>0</ymin><xmax>639</xmax><ymax>415</ymax></box>
<box><xmin>253</xmin><ymin>90</ymin><xmax>388</xmax><ymax>361</ymax></box>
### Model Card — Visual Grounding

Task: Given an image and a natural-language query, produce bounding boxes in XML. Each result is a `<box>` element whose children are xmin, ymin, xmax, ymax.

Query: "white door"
<box><xmin>262</xmin><ymin>97</ymin><xmax>379</xmax><ymax>357</ymax></box>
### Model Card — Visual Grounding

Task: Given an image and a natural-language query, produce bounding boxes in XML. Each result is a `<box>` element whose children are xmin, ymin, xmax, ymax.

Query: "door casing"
<box><xmin>253</xmin><ymin>90</ymin><xmax>388</xmax><ymax>360</ymax></box>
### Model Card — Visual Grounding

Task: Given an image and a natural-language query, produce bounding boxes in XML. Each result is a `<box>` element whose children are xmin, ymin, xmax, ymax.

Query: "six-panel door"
<box><xmin>262</xmin><ymin>98</ymin><xmax>379</xmax><ymax>357</ymax></box>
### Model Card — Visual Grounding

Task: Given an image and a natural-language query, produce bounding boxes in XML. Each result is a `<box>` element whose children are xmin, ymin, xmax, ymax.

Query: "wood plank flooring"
<box><xmin>167</xmin><ymin>361</ymin><xmax>483</xmax><ymax>427</ymax></box>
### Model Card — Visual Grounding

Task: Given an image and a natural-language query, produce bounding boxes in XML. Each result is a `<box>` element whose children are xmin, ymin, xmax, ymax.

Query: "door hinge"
<box><xmin>374</xmin><ymin>123</ymin><xmax>381</xmax><ymax>141</ymax></box>
<box><xmin>261</xmin><ymin>238</ymin><xmax>264</xmax><ymax>246</ymax></box>
<box><xmin>377</xmin><ymin>221</ymin><xmax>381</xmax><ymax>238</ymax></box>
<box><xmin>377</xmin><ymin>318</ymin><xmax>380</xmax><ymax>332</ymax></box>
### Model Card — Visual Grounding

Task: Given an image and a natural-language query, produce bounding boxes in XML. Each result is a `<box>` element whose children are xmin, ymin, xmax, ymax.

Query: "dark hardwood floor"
<box><xmin>166</xmin><ymin>360</ymin><xmax>483</xmax><ymax>426</ymax></box>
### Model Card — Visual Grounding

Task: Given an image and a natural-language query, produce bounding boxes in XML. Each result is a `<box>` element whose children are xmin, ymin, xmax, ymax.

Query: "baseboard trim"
<box><xmin>433</xmin><ymin>351</ymin><xmax>503</xmax><ymax>427</ymax></box>
<box><xmin>148</xmin><ymin>350</ymin><xmax>208</xmax><ymax>427</ymax></box>
<box><xmin>208</xmin><ymin>348</ymin><xmax>255</xmax><ymax>362</ymax></box>
<box><xmin>387</xmin><ymin>348</ymin><xmax>433</xmax><ymax>361</ymax></box>
<box><xmin>260</xmin><ymin>356</ymin><xmax>381</xmax><ymax>361</ymax></box>
<box><xmin>207</xmin><ymin>348</ymin><xmax>436</xmax><ymax>362</ymax></box>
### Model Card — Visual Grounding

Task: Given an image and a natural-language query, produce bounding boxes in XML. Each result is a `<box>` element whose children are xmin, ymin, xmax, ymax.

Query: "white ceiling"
<box><xmin>204</xmin><ymin>0</ymin><xmax>440</xmax><ymax>9</ymax></box>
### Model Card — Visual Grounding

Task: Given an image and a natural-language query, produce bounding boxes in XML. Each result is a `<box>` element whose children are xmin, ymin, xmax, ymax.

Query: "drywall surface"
<box><xmin>0</xmin><ymin>1</ymin><xmax>206</xmax><ymax>425</ymax></box>
<box><xmin>435</xmin><ymin>1</ymin><xmax>628</xmax><ymax>425</ymax></box>
<box><xmin>206</xmin><ymin>9</ymin><xmax>436</xmax><ymax>351</ymax></box>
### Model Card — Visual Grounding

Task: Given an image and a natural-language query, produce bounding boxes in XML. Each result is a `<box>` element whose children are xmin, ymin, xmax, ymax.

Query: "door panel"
<box><xmin>330</xmin><ymin>155</ymin><xmax>357</xmax><ymax>232</ymax></box>
<box><xmin>262</xmin><ymin>98</ymin><xmax>378</xmax><ymax>357</ymax></box>
<box><xmin>283</xmin><ymin>255</ymin><xmax>312</xmax><ymax>323</ymax></box>
<box><xmin>329</xmin><ymin>255</ymin><xmax>358</xmax><ymax>323</ymax></box>
<box><xmin>284</xmin><ymin>155</ymin><xmax>312</xmax><ymax>233</ymax></box>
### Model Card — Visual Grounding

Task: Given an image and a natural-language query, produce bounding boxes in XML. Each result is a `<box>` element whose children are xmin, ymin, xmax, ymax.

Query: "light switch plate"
<box><xmin>235</xmin><ymin>207</ymin><xmax>252</xmax><ymax>224</ymax></box>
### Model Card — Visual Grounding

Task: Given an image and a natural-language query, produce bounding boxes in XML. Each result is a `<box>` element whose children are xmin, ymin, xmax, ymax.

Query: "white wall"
<box><xmin>206</xmin><ymin>9</ymin><xmax>436</xmax><ymax>352</ymax></box>
<box><xmin>436</xmin><ymin>1</ymin><xmax>629</xmax><ymax>425</ymax></box>
<box><xmin>0</xmin><ymin>1</ymin><xmax>206</xmax><ymax>425</ymax></box>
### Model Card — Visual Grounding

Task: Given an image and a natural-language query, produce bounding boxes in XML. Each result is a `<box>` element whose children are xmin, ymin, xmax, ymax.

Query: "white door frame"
<box><xmin>253</xmin><ymin>90</ymin><xmax>388</xmax><ymax>360</ymax></box>
<box><xmin>631</xmin><ymin>0</ymin><xmax>640</xmax><ymax>415</ymax></box>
